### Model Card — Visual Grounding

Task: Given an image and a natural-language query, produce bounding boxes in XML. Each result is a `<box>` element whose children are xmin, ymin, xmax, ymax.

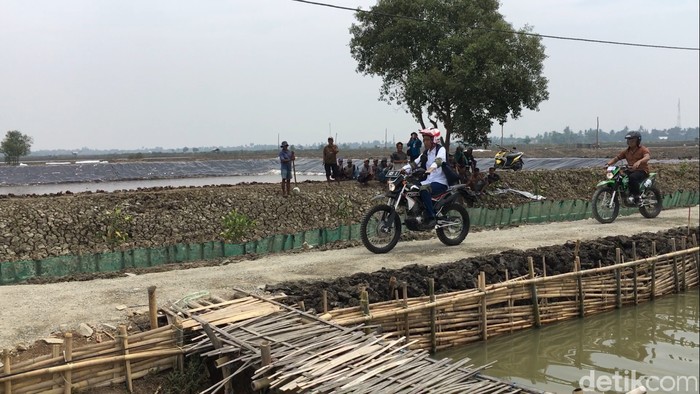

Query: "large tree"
<box><xmin>350</xmin><ymin>0</ymin><xmax>549</xmax><ymax>150</ymax></box>
<box><xmin>0</xmin><ymin>130</ymin><xmax>33</xmax><ymax>165</ymax></box>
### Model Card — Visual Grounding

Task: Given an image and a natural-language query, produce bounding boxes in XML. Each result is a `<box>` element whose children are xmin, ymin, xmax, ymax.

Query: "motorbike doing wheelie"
<box><xmin>360</xmin><ymin>168</ymin><xmax>475</xmax><ymax>254</ymax></box>
<box><xmin>493</xmin><ymin>145</ymin><xmax>524</xmax><ymax>171</ymax></box>
<box><xmin>591</xmin><ymin>165</ymin><xmax>662</xmax><ymax>224</ymax></box>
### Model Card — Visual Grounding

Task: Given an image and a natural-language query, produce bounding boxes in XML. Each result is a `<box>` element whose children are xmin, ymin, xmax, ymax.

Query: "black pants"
<box><xmin>628</xmin><ymin>170</ymin><xmax>647</xmax><ymax>196</ymax></box>
<box><xmin>324</xmin><ymin>163</ymin><xmax>339</xmax><ymax>180</ymax></box>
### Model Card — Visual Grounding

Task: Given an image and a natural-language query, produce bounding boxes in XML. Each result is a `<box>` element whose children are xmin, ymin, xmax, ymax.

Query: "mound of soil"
<box><xmin>266</xmin><ymin>226</ymin><xmax>698</xmax><ymax>312</ymax></box>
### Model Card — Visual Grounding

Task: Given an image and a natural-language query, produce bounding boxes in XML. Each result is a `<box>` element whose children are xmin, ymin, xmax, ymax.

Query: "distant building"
<box><xmin>658</xmin><ymin>136</ymin><xmax>668</xmax><ymax>140</ymax></box>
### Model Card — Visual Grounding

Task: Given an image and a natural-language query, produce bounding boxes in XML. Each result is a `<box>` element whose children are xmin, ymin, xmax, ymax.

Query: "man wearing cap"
<box><xmin>323</xmin><ymin>137</ymin><xmax>340</xmax><ymax>183</ymax></box>
<box><xmin>343</xmin><ymin>159</ymin><xmax>356</xmax><ymax>180</ymax></box>
<box><xmin>279</xmin><ymin>141</ymin><xmax>295</xmax><ymax>197</ymax></box>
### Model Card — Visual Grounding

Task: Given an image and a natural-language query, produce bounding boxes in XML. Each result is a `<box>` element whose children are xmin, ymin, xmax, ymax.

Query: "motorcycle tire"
<box><xmin>512</xmin><ymin>160</ymin><xmax>523</xmax><ymax>171</ymax></box>
<box><xmin>639</xmin><ymin>187</ymin><xmax>662</xmax><ymax>218</ymax></box>
<box><xmin>591</xmin><ymin>186</ymin><xmax>620</xmax><ymax>224</ymax></box>
<box><xmin>436</xmin><ymin>203</ymin><xmax>470</xmax><ymax>246</ymax></box>
<box><xmin>360</xmin><ymin>204</ymin><xmax>402</xmax><ymax>254</ymax></box>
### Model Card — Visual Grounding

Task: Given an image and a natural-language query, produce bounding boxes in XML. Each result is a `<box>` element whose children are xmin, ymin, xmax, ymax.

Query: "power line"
<box><xmin>291</xmin><ymin>0</ymin><xmax>700</xmax><ymax>51</ymax></box>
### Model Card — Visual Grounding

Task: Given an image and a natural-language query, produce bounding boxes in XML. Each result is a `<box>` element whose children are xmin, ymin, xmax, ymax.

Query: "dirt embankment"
<box><xmin>0</xmin><ymin>163</ymin><xmax>697</xmax><ymax>263</ymax></box>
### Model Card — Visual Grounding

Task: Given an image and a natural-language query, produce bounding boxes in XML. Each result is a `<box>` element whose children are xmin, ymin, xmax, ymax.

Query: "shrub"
<box><xmin>220</xmin><ymin>209</ymin><xmax>256</xmax><ymax>243</ymax></box>
<box><xmin>103</xmin><ymin>206</ymin><xmax>133</xmax><ymax>245</ymax></box>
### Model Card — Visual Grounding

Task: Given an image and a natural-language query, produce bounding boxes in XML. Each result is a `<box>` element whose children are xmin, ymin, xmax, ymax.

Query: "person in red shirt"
<box><xmin>606</xmin><ymin>131</ymin><xmax>651</xmax><ymax>205</ymax></box>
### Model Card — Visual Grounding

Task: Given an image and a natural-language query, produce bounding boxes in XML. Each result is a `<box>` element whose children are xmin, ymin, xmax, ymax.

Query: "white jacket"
<box><xmin>402</xmin><ymin>144</ymin><xmax>448</xmax><ymax>186</ymax></box>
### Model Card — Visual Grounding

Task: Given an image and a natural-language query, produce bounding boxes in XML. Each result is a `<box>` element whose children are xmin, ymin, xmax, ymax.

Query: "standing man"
<box><xmin>406</xmin><ymin>131</ymin><xmax>422</xmax><ymax>162</ymax></box>
<box><xmin>390</xmin><ymin>141</ymin><xmax>408</xmax><ymax>167</ymax></box>
<box><xmin>323</xmin><ymin>137</ymin><xmax>340</xmax><ymax>183</ymax></box>
<box><xmin>606</xmin><ymin>131</ymin><xmax>651</xmax><ymax>205</ymax></box>
<box><xmin>279</xmin><ymin>141</ymin><xmax>295</xmax><ymax>197</ymax></box>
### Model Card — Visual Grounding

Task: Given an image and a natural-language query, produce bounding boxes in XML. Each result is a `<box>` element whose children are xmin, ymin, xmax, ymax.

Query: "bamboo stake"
<box><xmin>3</xmin><ymin>349</ymin><xmax>11</xmax><ymax>394</ymax></box>
<box><xmin>428</xmin><ymin>278</ymin><xmax>436</xmax><ymax>353</ymax></box>
<box><xmin>651</xmin><ymin>241</ymin><xmax>657</xmax><ymax>300</ymax></box>
<box><xmin>681</xmin><ymin>237</ymin><xmax>687</xmax><ymax>291</ymax></box>
<box><xmin>633</xmin><ymin>242</ymin><xmax>639</xmax><ymax>305</ymax></box>
<box><xmin>403</xmin><ymin>282</ymin><xmax>410</xmax><ymax>345</ymax></box>
<box><xmin>615</xmin><ymin>248</ymin><xmax>622</xmax><ymax>309</ymax></box>
<box><xmin>118</xmin><ymin>325</ymin><xmax>133</xmax><ymax>393</ymax></box>
<box><xmin>478</xmin><ymin>272</ymin><xmax>487</xmax><ymax>341</ymax></box>
<box><xmin>323</xmin><ymin>290</ymin><xmax>328</xmax><ymax>314</ymax></box>
<box><xmin>148</xmin><ymin>286</ymin><xmax>158</xmax><ymax>330</ymax></box>
<box><xmin>173</xmin><ymin>320</ymin><xmax>184</xmax><ymax>372</ymax></box>
<box><xmin>575</xmin><ymin>257</ymin><xmax>584</xmax><ymax>317</ymax></box>
<box><xmin>63</xmin><ymin>333</ymin><xmax>73</xmax><ymax>394</ymax></box>
<box><xmin>672</xmin><ymin>239</ymin><xmax>680</xmax><ymax>293</ymax></box>
<box><xmin>528</xmin><ymin>257</ymin><xmax>541</xmax><ymax>328</ymax></box>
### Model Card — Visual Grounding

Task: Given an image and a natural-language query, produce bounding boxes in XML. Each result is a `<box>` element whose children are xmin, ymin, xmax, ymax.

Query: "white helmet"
<box><xmin>419</xmin><ymin>128</ymin><xmax>441</xmax><ymax>143</ymax></box>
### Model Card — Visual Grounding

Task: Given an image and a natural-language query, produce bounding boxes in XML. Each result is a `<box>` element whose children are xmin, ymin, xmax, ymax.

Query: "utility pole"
<box><xmin>500</xmin><ymin>123</ymin><xmax>504</xmax><ymax>146</ymax></box>
<box><xmin>596</xmin><ymin>117</ymin><xmax>599</xmax><ymax>149</ymax></box>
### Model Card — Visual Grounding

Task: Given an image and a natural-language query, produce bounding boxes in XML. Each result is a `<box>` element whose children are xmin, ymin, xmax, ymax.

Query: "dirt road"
<box><xmin>1</xmin><ymin>206</ymin><xmax>697</xmax><ymax>350</ymax></box>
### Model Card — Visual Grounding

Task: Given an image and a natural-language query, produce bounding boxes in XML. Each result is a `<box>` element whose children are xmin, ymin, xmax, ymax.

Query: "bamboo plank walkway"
<box><xmin>176</xmin><ymin>292</ymin><xmax>541</xmax><ymax>394</ymax></box>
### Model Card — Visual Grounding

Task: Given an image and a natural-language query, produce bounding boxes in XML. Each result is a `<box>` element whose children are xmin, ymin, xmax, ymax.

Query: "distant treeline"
<box><xmin>490</xmin><ymin>126</ymin><xmax>699</xmax><ymax>146</ymax></box>
<box><xmin>29</xmin><ymin>126</ymin><xmax>698</xmax><ymax>157</ymax></box>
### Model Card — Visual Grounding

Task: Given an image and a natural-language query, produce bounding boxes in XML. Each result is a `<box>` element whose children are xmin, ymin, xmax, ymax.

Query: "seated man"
<box><xmin>357</xmin><ymin>158</ymin><xmax>372</xmax><ymax>185</ymax></box>
<box><xmin>376</xmin><ymin>158</ymin><xmax>390</xmax><ymax>182</ymax></box>
<box><xmin>467</xmin><ymin>167</ymin><xmax>486</xmax><ymax>192</ymax></box>
<box><xmin>390</xmin><ymin>142</ymin><xmax>408</xmax><ymax>166</ymax></box>
<box><xmin>336</xmin><ymin>159</ymin><xmax>347</xmax><ymax>180</ymax></box>
<box><xmin>343</xmin><ymin>159</ymin><xmax>356</xmax><ymax>180</ymax></box>
<box><xmin>485</xmin><ymin>167</ymin><xmax>501</xmax><ymax>188</ymax></box>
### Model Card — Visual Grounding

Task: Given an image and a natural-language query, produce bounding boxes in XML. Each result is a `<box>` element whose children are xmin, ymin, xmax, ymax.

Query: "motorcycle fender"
<box><xmin>406</xmin><ymin>195</ymin><xmax>416</xmax><ymax>210</ymax></box>
<box><xmin>371</xmin><ymin>193</ymin><xmax>385</xmax><ymax>201</ymax></box>
<box><xmin>595</xmin><ymin>179</ymin><xmax>615</xmax><ymax>188</ymax></box>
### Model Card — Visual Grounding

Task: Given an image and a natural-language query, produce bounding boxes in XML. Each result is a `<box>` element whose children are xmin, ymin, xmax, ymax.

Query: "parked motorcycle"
<box><xmin>360</xmin><ymin>168</ymin><xmax>475</xmax><ymax>254</ymax></box>
<box><xmin>494</xmin><ymin>145</ymin><xmax>524</xmax><ymax>171</ymax></box>
<box><xmin>591</xmin><ymin>165</ymin><xmax>662</xmax><ymax>224</ymax></box>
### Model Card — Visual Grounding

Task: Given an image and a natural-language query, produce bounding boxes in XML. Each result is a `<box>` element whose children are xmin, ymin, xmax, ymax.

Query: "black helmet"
<box><xmin>625</xmin><ymin>131</ymin><xmax>642</xmax><ymax>142</ymax></box>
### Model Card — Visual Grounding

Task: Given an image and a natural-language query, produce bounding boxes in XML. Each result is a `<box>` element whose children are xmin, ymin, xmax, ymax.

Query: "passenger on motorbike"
<box><xmin>606</xmin><ymin>131</ymin><xmax>651</xmax><ymax>205</ymax></box>
<box><xmin>402</xmin><ymin>128</ymin><xmax>448</xmax><ymax>228</ymax></box>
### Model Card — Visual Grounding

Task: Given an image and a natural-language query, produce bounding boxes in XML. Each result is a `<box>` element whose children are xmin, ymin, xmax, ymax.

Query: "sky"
<box><xmin>1</xmin><ymin>0</ymin><xmax>698</xmax><ymax>151</ymax></box>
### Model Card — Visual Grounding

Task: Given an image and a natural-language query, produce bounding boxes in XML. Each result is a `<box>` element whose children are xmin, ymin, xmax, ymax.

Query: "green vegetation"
<box><xmin>102</xmin><ymin>206</ymin><xmax>133</xmax><ymax>245</ymax></box>
<box><xmin>0</xmin><ymin>130</ymin><xmax>33</xmax><ymax>165</ymax></box>
<box><xmin>334</xmin><ymin>194</ymin><xmax>356</xmax><ymax>224</ymax></box>
<box><xmin>162</xmin><ymin>358</ymin><xmax>208</xmax><ymax>394</ymax></box>
<box><xmin>220</xmin><ymin>209</ymin><xmax>256</xmax><ymax>243</ymax></box>
<box><xmin>349</xmin><ymin>0</ymin><xmax>548</xmax><ymax>150</ymax></box>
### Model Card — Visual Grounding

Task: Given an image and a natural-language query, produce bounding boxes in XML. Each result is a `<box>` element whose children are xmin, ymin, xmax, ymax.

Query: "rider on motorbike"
<box><xmin>606</xmin><ymin>131</ymin><xmax>651</xmax><ymax>206</ymax></box>
<box><xmin>401</xmin><ymin>128</ymin><xmax>448</xmax><ymax>228</ymax></box>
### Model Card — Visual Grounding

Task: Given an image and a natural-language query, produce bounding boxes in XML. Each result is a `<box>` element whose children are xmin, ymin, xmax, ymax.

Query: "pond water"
<box><xmin>436</xmin><ymin>289</ymin><xmax>700</xmax><ymax>393</ymax></box>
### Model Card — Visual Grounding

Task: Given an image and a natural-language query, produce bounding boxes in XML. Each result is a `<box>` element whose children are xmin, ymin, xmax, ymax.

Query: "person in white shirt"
<box><xmin>402</xmin><ymin>128</ymin><xmax>448</xmax><ymax>228</ymax></box>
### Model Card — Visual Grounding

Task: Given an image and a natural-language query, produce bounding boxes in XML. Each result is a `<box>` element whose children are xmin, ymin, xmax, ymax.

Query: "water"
<box><xmin>436</xmin><ymin>289</ymin><xmax>700</xmax><ymax>393</ymax></box>
<box><xmin>0</xmin><ymin>174</ymin><xmax>328</xmax><ymax>195</ymax></box>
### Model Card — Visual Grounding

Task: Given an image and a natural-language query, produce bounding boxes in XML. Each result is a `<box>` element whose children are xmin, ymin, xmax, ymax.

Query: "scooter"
<box><xmin>494</xmin><ymin>145</ymin><xmax>524</xmax><ymax>171</ymax></box>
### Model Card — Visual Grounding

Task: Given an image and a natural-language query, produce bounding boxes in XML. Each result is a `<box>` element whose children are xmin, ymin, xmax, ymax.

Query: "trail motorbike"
<box><xmin>494</xmin><ymin>145</ymin><xmax>524</xmax><ymax>171</ymax></box>
<box><xmin>591</xmin><ymin>165</ymin><xmax>662</xmax><ymax>224</ymax></box>
<box><xmin>361</xmin><ymin>168</ymin><xmax>475</xmax><ymax>254</ymax></box>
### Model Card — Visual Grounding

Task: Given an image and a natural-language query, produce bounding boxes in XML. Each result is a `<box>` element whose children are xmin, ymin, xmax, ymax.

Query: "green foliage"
<box><xmin>220</xmin><ymin>209</ymin><xmax>256</xmax><ymax>243</ymax></box>
<box><xmin>349</xmin><ymin>0</ymin><xmax>548</xmax><ymax>150</ymax></box>
<box><xmin>0</xmin><ymin>130</ymin><xmax>33</xmax><ymax>165</ymax></box>
<box><xmin>102</xmin><ymin>206</ymin><xmax>133</xmax><ymax>245</ymax></box>
<box><xmin>161</xmin><ymin>358</ymin><xmax>208</xmax><ymax>394</ymax></box>
<box><xmin>334</xmin><ymin>194</ymin><xmax>356</xmax><ymax>224</ymax></box>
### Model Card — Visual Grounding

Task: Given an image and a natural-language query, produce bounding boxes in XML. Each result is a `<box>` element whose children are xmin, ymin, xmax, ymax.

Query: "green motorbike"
<box><xmin>591</xmin><ymin>165</ymin><xmax>662</xmax><ymax>224</ymax></box>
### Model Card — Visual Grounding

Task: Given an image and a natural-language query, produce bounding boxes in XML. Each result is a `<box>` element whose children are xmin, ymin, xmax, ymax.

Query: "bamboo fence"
<box><xmin>2</xmin><ymin>236</ymin><xmax>697</xmax><ymax>393</ymax></box>
<box><xmin>325</xmin><ymin>237</ymin><xmax>700</xmax><ymax>353</ymax></box>
<box><xmin>0</xmin><ymin>294</ymin><xmax>281</xmax><ymax>394</ymax></box>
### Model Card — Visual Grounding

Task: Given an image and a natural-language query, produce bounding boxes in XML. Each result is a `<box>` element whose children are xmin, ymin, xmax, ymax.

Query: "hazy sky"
<box><xmin>1</xmin><ymin>0</ymin><xmax>698</xmax><ymax>151</ymax></box>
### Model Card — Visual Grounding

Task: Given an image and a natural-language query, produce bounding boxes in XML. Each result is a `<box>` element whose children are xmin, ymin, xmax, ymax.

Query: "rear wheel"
<box><xmin>591</xmin><ymin>186</ymin><xmax>620</xmax><ymax>224</ymax></box>
<box><xmin>639</xmin><ymin>187</ymin><xmax>662</xmax><ymax>218</ymax></box>
<box><xmin>436</xmin><ymin>203</ymin><xmax>470</xmax><ymax>246</ymax></box>
<box><xmin>512</xmin><ymin>160</ymin><xmax>523</xmax><ymax>171</ymax></box>
<box><xmin>360</xmin><ymin>204</ymin><xmax>401</xmax><ymax>254</ymax></box>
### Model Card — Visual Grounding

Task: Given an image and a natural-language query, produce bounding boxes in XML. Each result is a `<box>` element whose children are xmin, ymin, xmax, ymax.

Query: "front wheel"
<box><xmin>639</xmin><ymin>187</ymin><xmax>662</xmax><ymax>218</ymax></box>
<box><xmin>591</xmin><ymin>186</ymin><xmax>620</xmax><ymax>224</ymax></box>
<box><xmin>436</xmin><ymin>203</ymin><xmax>470</xmax><ymax>246</ymax></box>
<box><xmin>361</xmin><ymin>204</ymin><xmax>402</xmax><ymax>254</ymax></box>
